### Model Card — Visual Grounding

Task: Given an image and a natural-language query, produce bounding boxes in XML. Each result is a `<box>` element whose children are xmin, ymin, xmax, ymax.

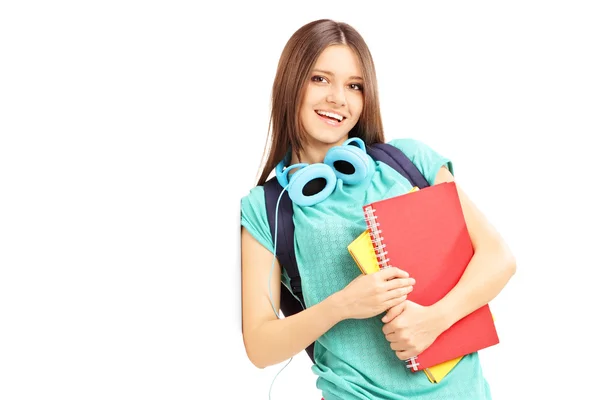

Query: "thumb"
<box><xmin>382</xmin><ymin>301</ymin><xmax>407</xmax><ymax>323</ymax></box>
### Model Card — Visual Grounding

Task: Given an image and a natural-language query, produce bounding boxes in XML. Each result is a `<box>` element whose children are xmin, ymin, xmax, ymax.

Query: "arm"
<box><xmin>241</xmin><ymin>227</ymin><xmax>343</xmax><ymax>368</ymax></box>
<box><xmin>382</xmin><ymin>166</ymin><xmax>516</xmax><ymax>359</ymax></box>
<box><xmin>430</xmin><ymin>166</ymin><xmax>516</xmax><ymax>329</ymax></box>
<box><xmin>242</xmin><ymin>226</ymin><xmax>414</xmax><ymax>368</ymax></box>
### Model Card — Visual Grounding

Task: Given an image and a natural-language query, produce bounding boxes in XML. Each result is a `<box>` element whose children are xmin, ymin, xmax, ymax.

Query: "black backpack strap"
<box><xmin>367</xmin><ymin>143</ymin><xmax>430</xmax><ymax>189</ymax></box>
<box><xmin>263</xmin><ymin>177</ymin><xmax>304</xmax><ymax>305</ymax></box>
<box><xmin>263</xmin><ymin>176</ymin><xmax>316</xmax><ymax>362</ymax></box>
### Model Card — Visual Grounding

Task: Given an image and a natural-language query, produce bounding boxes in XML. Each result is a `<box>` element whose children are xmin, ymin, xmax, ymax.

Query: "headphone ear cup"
<box><xmin>275</xmin><ymin>158</ymin><xmax>290</xmax><ymax>187</ymax></box>
<box><xmin>324</xmin><ymin>140</ymin><xmax>371</xmax><ymax>185</ymax></box>
<box><xmin>287</xmin><ymin>163</ymin><xmax>337</xmax><ymax>207</ymax></box>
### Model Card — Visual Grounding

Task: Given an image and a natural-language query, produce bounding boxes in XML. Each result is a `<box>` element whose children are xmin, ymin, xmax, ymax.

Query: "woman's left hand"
<box><xmin>381</xmin><ymin>300</ymin><xmax>448</xmax><ymax>360</ymax></box>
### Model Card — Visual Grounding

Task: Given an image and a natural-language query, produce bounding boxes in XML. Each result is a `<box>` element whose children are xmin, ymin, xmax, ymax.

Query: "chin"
<box><xmin>308</xmin><ymin>131</ymin><xmax>350</xmax><ymax>147</ymax></box>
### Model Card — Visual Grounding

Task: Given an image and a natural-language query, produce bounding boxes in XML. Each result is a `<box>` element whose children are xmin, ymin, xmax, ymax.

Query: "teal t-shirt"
<box><xmin>241</xmin><ymin>138</ymin><xmax>492</xmax><ymax>400</ymax></box>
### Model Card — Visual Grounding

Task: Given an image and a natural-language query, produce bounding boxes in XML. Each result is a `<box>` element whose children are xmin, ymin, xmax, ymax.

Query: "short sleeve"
<box><xmin>387</xmin><ymin>138</ymin><xmax>454</xmax><ymax>185</ymax></box>
<box><xmin>240</xmin><ymin>185</ymin><xmax>275</xmax><ymax>254</ymax></box>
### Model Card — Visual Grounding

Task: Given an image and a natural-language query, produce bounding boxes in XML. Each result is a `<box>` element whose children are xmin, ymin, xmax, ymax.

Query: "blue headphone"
<box><xmin>275</xmin><ymin>137</ymin><xmax>372</xmax><ymax>206</ymax></box>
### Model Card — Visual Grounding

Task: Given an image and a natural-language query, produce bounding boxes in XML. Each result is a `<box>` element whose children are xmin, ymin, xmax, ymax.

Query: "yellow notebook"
<box><xmin>424</xmin><ymin>315</ymin><xmax>495</xmax><ymax>383</ymax></box>
<box><xmin>347</xmin><ymin>229</ymin><xmax>380</xmax><ymax>274</ymax></box>
<box><xmin>423</xmin><ymin>356</ymin><xmax>462</xmax><ymax>383</ymax></box>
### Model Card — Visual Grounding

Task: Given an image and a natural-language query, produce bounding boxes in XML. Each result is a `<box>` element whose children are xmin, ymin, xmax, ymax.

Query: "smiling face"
<box><xmin>298</xmin><ymin>45</ymin><xmax>365</xmax><ymax>156</ymax></box>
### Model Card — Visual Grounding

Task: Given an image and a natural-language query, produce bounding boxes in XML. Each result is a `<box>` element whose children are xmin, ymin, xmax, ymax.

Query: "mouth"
<box><xmin>315</xmin><ymin>110</ymin><xmax>346</xmax><ymax>125</ymax></box>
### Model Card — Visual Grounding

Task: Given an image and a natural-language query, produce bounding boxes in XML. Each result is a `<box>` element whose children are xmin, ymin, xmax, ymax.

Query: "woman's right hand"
<box><xmin>334</xmin><ymin>267</ymin><xmax>415</xmax><ymax>320</ymax></box>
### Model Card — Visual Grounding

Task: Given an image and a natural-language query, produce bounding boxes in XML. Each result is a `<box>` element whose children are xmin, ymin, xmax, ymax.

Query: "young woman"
<box><xmin>240</xmin><ymin>18</ymin><xmax>516</xmax><ymax>400</ymax></box>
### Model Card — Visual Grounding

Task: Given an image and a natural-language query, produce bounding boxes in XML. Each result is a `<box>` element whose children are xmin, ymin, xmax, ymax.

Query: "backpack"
<box><xmin>263</xmin><ymin>142</ymin><xmax>430</xmax><ymax>363</ymax></box>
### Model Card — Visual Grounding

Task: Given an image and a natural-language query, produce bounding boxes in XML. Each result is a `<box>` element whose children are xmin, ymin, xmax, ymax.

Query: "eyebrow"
<box><xmin>313</xmin><ymin>69</ymin><xmax>364</xmax><ymax>81</ymax></box>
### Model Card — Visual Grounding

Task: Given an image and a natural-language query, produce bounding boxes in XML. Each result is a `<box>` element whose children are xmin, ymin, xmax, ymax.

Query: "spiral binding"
<box><xmin>363</xmin><ymin>205</ymin><xmax>390</xmax><ymax>269</ymax></box>
<box><xmin>363</xmin><ymin>205</ymin><xmax>420</xmax><ymax>372</ymax></box>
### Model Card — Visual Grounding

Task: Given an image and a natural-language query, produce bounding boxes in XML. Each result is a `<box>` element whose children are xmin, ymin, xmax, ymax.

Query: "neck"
<box><xmin>290</xmin><ymin>146</ymin><xmax>326</xmax><ymax>165</ymax></box>
<box><xmin>290</xmin><ymin>137</ymin><xmax>348</xmax><ymax>165</ymax></box>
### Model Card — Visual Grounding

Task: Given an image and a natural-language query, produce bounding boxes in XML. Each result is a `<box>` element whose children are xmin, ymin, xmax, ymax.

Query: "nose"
<box><xmin>326</xmin><ymin>84</ymin><xmax>346</xmax><ymax>107</ymax></box>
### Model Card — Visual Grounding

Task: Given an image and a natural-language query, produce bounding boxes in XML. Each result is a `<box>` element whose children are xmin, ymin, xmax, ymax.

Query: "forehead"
<box><xmin>314</xmin><ymin>45</ymin><xmax>362</xmax><ymax>79</ymax></box>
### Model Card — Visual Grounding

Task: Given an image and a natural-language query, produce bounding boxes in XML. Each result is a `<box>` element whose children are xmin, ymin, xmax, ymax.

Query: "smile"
<box><xmin>315</xmin><ymin>110</ymin><xmax>345</xmax><ymax>126</ymax></box>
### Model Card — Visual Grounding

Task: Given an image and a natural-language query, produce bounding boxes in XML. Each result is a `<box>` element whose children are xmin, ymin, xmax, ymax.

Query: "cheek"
<box><xmin>348</xmin><ymin>92</ymin><xmax>364</xmax><ymax>109</ymax></box>
<box><xmin>351</xmin><ymin>99</ymin><xmax>364</xmax><ymax>120</ymax></box>
<box><xmin>299</xmin><ymin>104</ymin><xmax>316</xmax><ymax>129</ymax></box>
<box><xmin>302</xmin><ymin>86</ymin><xmax>323</xmax><ymax>105</ymax></box>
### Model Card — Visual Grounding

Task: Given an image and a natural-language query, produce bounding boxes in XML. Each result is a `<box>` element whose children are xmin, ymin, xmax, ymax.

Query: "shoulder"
<box><xmin>241</xmin><ymin>184</ymin><xmax>266</xmax><ymax>217</ymax></box>
<box><xmin>385</xmin><ymin>138</ymin><xmax>454</xmax><ymax>185</ymax></box>
<box><xmin>240</xmin><ymin>184</ymin><xmax>274</xmax><ymax>253</ymax></box>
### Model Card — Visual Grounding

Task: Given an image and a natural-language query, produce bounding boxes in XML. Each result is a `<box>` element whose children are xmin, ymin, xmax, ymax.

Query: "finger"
<box><xmin>383</xmin><ymin>286</ymin><xmax>412</xmax><ymax>304</ymax></box>
<box><xmin>388</xmin><ymin>340</ymin><xmax>409</xmax><ymax>352</ymax></box>
<box><xmin>381</xmin><ymin>297</ymin><xmax>407</xmax><ymax>325</ymax></box>
<box><xmin>381</xmin><ymin>301</ymin><xmax>406</xmax><ymax>324</ymax></box>
<box><xmin>396</xmin><ymin>349</ymin><xmax>420</xmax><ymax>361</ymax></box>
<box><xmin>394</xmin><ymin>285</ymin><xmax>413</xmax><ymax>298</ymax></box>
<box><xmin>377</xmin><ymin>266</ymin><xmax>409</xmax><ymax>279</ymax></box>
<box><xmin>385</xmin><ymin>277</ymin><xmax>415</xmax><ymax>290</ymax></box>
<box><xmin>385</xmin><ymin>334</ymin><xmax>402</xmax><ymax>347</ymax></box>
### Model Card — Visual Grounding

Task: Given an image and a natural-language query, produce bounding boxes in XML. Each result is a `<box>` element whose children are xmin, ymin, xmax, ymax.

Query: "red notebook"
<box><xmin>362</xmin><ymin>181</ymin><xmax>499</xmax><ymax>372</ymax></box>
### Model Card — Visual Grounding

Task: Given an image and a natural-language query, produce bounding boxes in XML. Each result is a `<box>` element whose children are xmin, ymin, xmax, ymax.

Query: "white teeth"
<box><xmin>316</xmin><ymin>110</ymin><xmax>344</xmax><ymax>122</ymax></box>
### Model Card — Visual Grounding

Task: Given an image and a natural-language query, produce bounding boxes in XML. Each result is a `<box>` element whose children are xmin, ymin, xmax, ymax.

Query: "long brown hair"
<box><xmin>256</xmin><ymin>19</ymin><xmax>385</xmax><ymax>186</ymax></box>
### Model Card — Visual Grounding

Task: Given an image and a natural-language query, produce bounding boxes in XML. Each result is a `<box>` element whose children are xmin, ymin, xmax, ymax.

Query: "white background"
<box><xmin>1</xmin><ymin>1</ymin><xmax>599</xmax><ymax>399</ymax></box>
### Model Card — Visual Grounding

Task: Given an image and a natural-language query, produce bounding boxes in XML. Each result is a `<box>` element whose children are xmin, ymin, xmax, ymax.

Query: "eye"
<box><xmin>349</xmin><ymin>83</ymin><xmax>363</xmax><ymax>91</ymax></box>
<box><xmin>311</xmin><ymin>75</ymin><xmax>329</xmax><ymax>84</ymax></box>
